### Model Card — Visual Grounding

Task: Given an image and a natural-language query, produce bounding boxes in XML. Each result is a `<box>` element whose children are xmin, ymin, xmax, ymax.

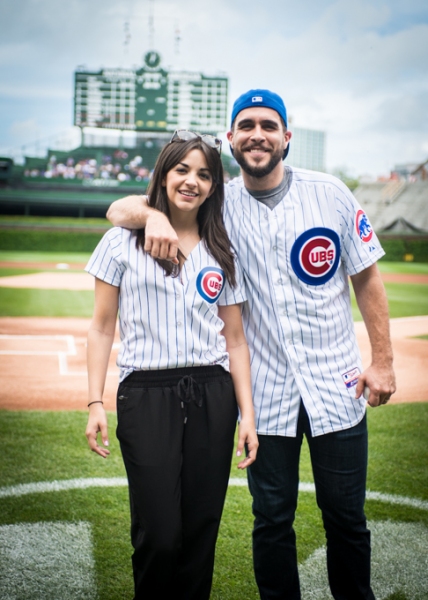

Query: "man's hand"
<box><xmin>145</xmin><ymin>210</ymin><xmax>179</xmax><ymax>264</ymax></box>
<box><xmin>355</xmin><ymin>364</ymin><xmax>396</xmax><ymax>407</ymax></box>
<box><xmin>106</xmin><ymin>195</ymin><xmax>179</xmax><ymax>264</ymax></box>
<box><xmin>351</xmin><ymin>263</ymin><xmax>396</xmax><ymax>408</ymax></box>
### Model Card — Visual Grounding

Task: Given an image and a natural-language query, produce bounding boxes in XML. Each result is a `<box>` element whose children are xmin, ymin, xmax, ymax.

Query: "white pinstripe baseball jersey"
<box><xmin>223</xmin><ymin>167</ymin><xmax>385</xmax><ymax>437</ymax></box>
<box><xmin>85</xmin><ymin>227</ymin><xmax>246</xmax><ymax>381</ymax></box>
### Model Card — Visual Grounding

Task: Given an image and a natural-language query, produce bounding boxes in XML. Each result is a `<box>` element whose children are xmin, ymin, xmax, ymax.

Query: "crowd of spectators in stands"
<box><xmin>24</xmin><ymin>151</ymin><xmax>152</xmax><ymax>184</ymax></box>
<box><xmin>24</xmin><ymin>148</ymin><xmax>237</xmax><ymax>184</ymax></box>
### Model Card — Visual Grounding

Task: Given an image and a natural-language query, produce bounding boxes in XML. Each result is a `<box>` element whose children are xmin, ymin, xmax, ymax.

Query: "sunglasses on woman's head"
<box><xmin>170</xmin><ymin>130</ymin><xmax>222</xmax><ymax>154</ymax></box>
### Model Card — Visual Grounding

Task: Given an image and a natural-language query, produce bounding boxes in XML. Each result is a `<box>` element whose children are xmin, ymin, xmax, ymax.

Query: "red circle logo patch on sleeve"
<box><xmin>356</xmin><ymin>209</ymin><xmax>373</xmax><ymax>243</ymax></box>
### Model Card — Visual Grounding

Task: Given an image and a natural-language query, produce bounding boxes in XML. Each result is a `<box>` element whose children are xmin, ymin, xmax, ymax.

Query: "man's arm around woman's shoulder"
<box><xmin>107</xmin><ymin>195</ymin><xmax>179</xmax><ymax>264</ymax></box>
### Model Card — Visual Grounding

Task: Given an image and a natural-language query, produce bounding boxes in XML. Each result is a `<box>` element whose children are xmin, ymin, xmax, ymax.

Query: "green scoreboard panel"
<box><xmin>74</xmin><ymin>52</ymin><xmax>228</xmax><ymax>134</ymax></box>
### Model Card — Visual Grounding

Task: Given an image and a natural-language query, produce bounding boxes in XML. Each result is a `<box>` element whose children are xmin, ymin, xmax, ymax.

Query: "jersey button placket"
<box><xmin>272</xmin><ymin>208</ymin><xmax>299</xmax><ymax>368</ymax></box>
<box><xmin>174</xmin><ymin>280</ymin><xmax>186</xmax><ymax>363</ymax></box>
<box><xmin>270</xmin><ymin>217</ymin><xmax>288</xmax><ymax>334</ymax></box>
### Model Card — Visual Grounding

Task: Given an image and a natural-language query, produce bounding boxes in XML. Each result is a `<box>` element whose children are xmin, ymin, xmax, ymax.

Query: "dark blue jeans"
<box><xmin>247</xmin><ymin>403</ymin><xmax>375</xmax><ymax>600</ymax></box>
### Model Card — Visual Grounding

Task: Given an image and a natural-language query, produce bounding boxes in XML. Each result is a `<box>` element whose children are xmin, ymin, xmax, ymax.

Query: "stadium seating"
<box><xmin>354</xmin><ymin>181</ymin><xmax>428</xmax><ymax>234</ymax></box>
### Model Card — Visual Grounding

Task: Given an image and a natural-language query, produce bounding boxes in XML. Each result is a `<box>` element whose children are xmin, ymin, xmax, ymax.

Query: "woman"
<box><xmin>85</xmin><ymin>131</ymin><xmax>258</xmax><ymax>600</ymax></box>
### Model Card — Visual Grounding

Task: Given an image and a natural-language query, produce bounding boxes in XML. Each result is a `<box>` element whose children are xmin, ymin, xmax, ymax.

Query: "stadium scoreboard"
<box><xmin>74</xmin><ymin>51</ymin><xmax>228</xmax><ymax>134</ymax></box>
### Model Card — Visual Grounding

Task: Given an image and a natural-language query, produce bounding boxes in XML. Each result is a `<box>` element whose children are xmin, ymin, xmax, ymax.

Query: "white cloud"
<box><xmin>9</xmin><ymin>119</ymin><xmax>42</xmax><ymax>141</ymax></box>
<box><xmin>0</xmin><ymin>83</ymin><xmax>70</xmax><ymax>99</ymax></box>
<box><xmin>375</xmin><ymin>91</ymin><xmax>428</xmax><ymax>132</ymax></box>
<box><xmin>0</xmin><ymin>0</ymin><xmax>427</xmax><ymax>176</ymax></box>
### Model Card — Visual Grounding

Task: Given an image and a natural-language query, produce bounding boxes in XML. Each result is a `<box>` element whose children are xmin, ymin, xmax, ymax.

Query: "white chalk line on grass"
<box><xmin>0</xmin><ymin>478</ymin><xmax>127</xmax><ymax>498</ymax></box>
<box><xmin>299</xmin><ymin>520</ymin><xmax>428</xmax><ymax>600</ymax></box>
<box><xmin>1</xmin><ymin>477</ymin><xmax>427</xmax><ymax>511</ymax></box>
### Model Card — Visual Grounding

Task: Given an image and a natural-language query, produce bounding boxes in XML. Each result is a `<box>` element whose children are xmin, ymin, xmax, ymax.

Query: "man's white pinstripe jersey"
<box><xmin>223</xmin><ymin>167</ymin><xmax>385</xmax><ymax>438</ymax></box>
<box><xmin>85</xmin><ymin>227</ymin><xmax>246</xmax><ymax>381</ymax></box>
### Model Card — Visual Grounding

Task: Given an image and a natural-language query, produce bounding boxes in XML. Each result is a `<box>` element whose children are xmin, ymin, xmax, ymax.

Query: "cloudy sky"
<box><xmin>1</xmin><ymin>0</ymin><xmax>427</xmax><ymax>177</ymax></box>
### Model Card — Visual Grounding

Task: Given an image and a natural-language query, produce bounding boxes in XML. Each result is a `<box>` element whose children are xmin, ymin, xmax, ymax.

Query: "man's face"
<box><xmin>227</xmin><ymin>107</ymin><xmax>291</xmax><ymax>178</ymax></box>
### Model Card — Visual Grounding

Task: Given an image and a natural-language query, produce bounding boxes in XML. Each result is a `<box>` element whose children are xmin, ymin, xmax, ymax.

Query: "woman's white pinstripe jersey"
<box><xmin>85</xmin><ymin>227</ymin><xmax>246</xmax><ymax>381</ymax></box>
<box><xmin>223</xmin><ymin>167</ymin><xmax>385</xmax><ymax>438</ymax></box>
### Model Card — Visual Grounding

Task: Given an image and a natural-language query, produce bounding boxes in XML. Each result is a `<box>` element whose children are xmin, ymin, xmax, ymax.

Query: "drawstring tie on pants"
<box><xmin>177</xmin><ymin>375</ymin><xmax>202</xmax><ymax>423</ymax></box>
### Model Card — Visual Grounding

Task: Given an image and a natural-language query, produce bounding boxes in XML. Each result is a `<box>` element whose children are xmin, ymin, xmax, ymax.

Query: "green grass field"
<box><xmin>0</xmin><ymin>288</ymin><xmax>94</xmax><ymax>317</ymax></box>
<box><xmin>0</xmin><ymin>250</ymin><xmax>91</xmax><ymax>263</ymax></box>
<box><xmin>350</xmin><ymin>281</ymin><xmax>428</xmax><ymax>321</ymax></box>
<box><xmin>0</xmin><ymin>216</ymin><xmax>109</xmax><ymax>227</ymax></box>
<box><xmin>0</xmin><ymin>251</ymin><xmax>94</xmax><ymax>317</ymax></box>
<box><xmin>0</xmin><ymin>250</ymin><xmax>427</xmax><ymax>599</ymax></box>
<box><xmin>0</xmin><ymin>407</ymin><xmax>427</xmax><ymax>600</ymax></box>
<box><xmin>1</xmin><ymin>252</ymin><xmax>428</xmax><ymax>320</ymax></box>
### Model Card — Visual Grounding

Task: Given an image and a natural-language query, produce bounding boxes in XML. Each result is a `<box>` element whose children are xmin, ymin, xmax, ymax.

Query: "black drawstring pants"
<box><xmin>116</xmin><ymin>365</ymin><xmax>238</xmax><ymax>600</ymax></box>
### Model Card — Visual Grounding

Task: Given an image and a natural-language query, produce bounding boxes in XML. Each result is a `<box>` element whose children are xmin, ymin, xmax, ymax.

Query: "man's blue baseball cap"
<box><xmin>230</xmin><ymin>89</ymin><xmax>290</xmax><ymax>159</ymax></box>
<box><xmin>231</xmin><ymin>89</ymin><xmax>287</xmax><ymax>128</ymax></box>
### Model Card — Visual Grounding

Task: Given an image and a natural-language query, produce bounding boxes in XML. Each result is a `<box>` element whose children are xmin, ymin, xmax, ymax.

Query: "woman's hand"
<box><xmin>86</xmin><ymin>278</ymin><xmax>118</xmax><ymax>459</ymax></box>
<box><xmin>236</xmin><ymin>417</ymin><xmax>259</xmax><ymax>469</ymax></box>
<box><xmin>85</xmin><ymin>403</ymin><xmax>110</xmax><ymax>458</ymax></box>
<box><xmin>218</xmin><ymin>304</ymin><xmax>258</xmax><ymax>469</ymax></box>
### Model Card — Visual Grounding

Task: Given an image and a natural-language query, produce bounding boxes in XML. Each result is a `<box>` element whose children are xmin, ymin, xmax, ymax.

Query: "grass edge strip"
<box><xmin>1</xmin><ymin>477</ymin><xmax>427</xmax><ymax>511</ymax></box>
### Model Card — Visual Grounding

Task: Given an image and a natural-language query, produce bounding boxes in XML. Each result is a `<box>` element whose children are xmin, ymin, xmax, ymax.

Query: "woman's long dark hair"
<box><xmin>136</xmin><ymin>137</ymin><xmax>236</xmax><ymax>287</ymax></box>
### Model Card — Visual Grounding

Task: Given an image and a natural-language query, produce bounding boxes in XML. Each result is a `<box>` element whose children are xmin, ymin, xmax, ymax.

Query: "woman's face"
<box><xmin>163</xmin><ymin>148</ymin><xmax>214</xmax><ymax>219</ymax></box>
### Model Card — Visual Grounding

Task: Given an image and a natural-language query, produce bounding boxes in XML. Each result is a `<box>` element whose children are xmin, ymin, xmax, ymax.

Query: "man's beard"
<box><xmin>233</xmin><ymin>146</ymin><xmax>284</xmax><ymax>178</ymax></box>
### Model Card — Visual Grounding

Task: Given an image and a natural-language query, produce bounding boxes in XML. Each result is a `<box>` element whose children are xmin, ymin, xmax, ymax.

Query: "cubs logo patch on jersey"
<box><xmin>291</xmin><ymin>227</ymin><xmax>340</xmax><ymax>286</ymax></box>
<box><xmin>196</xmin><ymin>267</ymin><xmax>225</xmax><ymax>304</ymax></box>
<box><xmin>355</xmin><ymin>209</ymin><xmax>373</xmax><ymax>243</ymax></box>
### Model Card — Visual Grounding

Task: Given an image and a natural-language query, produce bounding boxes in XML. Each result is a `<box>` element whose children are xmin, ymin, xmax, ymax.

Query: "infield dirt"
<box><xmin>0</xmin><ymin>267</ymin><xmax>427</xmax><ymax>410</ymax></box>
<box><xmin>0</xmin><ymin>315</ymin><xmax>427</xmax><ymax>410</ymax></box>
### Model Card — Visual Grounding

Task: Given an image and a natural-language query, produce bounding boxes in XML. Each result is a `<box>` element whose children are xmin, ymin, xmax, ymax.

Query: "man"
<box><xmin>107</xmin><ymin>89</ymin><xmax>396</xmax><ymax>599</ymax></box>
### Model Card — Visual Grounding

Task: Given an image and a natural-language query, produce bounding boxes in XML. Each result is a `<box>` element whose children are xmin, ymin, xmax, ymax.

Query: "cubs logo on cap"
<box><xmin>291</xmin><ymin>227</ymin><xmax>340</xmax><ymax>286</ymax></box>
<box><xmin>355</xmin><ymin>209</ymin><xmax>373</xmax><ymax>243</ymax></box>
<box><xmin>196</xmin><ymin>267</ymin><xmax>225</xmax><ymax>304</ymax></box>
